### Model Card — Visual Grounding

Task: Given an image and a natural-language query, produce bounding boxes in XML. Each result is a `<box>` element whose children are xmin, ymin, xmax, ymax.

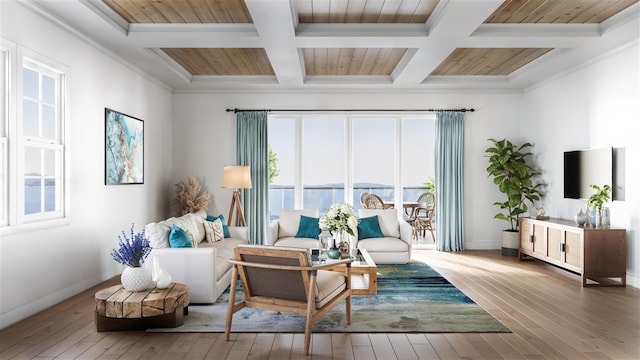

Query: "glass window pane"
<box><xmin>353</xmin><ymin>117</ymin><xmax>395</xmax><ymax>207</ymax></box>
<box><xmin>45</xmin><ymin>178</ymin><xmax>56</xmax><ymax>212</ymax></box>
<box><xmin>23</xmin><ymin>100</ymin><xmax>39</xmax><ymax>137</ymax></box>
<box><xmin>268</xmin><ymin>117</ymin><xmax>295</xmax><ymax>220</ymax></box>
<box><xmin>42</xmin><ymin>104</ymin><xmax>56</xmax><ymax>140</ymax></box>
<box><xmin>23</xmin><ymin>67</ymin><xmax>39</xmax><ymax>99</ymax></box>
<box><xmin>24</xmin><ymin>147</ymin><xmax>41</xmax><ymax>176</ymax></box>
<box><xmin>43</xmin><ymin>149</ymin><xmax>56</xmax><ymax>176</ymax></box>
<box><xmin>302</xmin><ymin>117</ymin><xmax>345</xmax><ymax>215</ymax></box>
<box><xmin>25</xmin><ymin>179</ymin><xmax>41</xmax><ymax>214</ymax></box>
<box><xmin>402</xmin><ymin>117</ymin><xmax>436</xmax><ymax>201</ymax></box>
<box><xmin>42</xmin><ymin>74</ymin><xmax>56</xmax><ymax>104</ymax></box>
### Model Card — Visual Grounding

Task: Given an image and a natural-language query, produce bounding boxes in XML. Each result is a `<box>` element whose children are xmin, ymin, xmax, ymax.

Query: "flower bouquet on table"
<box><xmin>110</xmin><ymin>224</ymin><xmax>154</xmax><ymax>292</ymax></box>
<box><xmin>319</xmin><ymin>203</ymin><xmax>359</xmax><ymax>258</ymax></box>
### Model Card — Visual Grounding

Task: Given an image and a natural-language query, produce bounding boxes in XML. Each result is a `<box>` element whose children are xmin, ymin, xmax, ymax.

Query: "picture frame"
<box><xmin>105</xmin><ymin>108</ymin><xmax>144</xmax><ymax>185</ymax></box>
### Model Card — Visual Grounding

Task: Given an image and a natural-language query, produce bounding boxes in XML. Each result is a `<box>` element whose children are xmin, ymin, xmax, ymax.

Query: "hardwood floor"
<box><xmin>1</xmin><ymin>250</ymin><xmax>639</xmax><ymax>359</ymax></box>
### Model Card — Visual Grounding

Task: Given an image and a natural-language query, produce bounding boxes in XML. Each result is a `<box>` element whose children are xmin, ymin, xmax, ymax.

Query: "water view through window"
<box><xmin>268</xmin><ymin>114</ymin><xmax>435</xmax><ymax>220</ymax></box>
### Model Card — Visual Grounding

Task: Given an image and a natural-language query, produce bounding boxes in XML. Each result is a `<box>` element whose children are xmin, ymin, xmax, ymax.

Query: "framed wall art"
<box><xmin>105</xmin><ymin>108</ymin><xmax>144</xmax><ymax>185</ymax></box>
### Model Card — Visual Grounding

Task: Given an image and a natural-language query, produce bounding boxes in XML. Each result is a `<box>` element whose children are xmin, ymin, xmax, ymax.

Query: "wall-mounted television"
<box><xmin>564</xmin><ymin>147</ymin><xmax>624</xmax><ymax>200</ymax></box>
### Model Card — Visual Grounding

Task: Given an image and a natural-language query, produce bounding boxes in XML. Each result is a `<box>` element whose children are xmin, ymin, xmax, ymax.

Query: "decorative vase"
<box><xmin>588</xmin><ymin>209</ymin><xmax>597</xmax><ymax>227</ymax></box>
<box><xmin>326</xmin><ymin>248</ymin><xmax>342</xmax><ymax>259</ymax></box>
<box><xmin>601</xmin><ymin>207</ymin><xmax>610</xmax><ymax>228</ymax></box>
<box><xmin>121</xmin><ymin>266</ymin><xmax>153</xmax><ymax>292</ymax></box>
<box><xmin>575</xmin><ymin>208</ymin><xmax>587</xmax><ymax>226</ymax></box>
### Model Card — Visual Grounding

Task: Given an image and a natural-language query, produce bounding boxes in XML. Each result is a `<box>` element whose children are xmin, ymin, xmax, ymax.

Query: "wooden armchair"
<box><xmin>225</xmin><ymin>245</ymin><xmax>352</xmax><ymax>355</ymax></box>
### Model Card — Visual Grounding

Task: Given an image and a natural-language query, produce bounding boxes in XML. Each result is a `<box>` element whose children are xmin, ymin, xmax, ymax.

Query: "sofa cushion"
<box><xmin>295</xmin><ymin>215</ymin><xmax>321</xmax><ymax>239</ymax></box>
<box><xmin>273</xmin><ymin>236</ymin><xmax>320</xmax><ymax>249</ymax></box>
<box><xmin>356</xmin><ymin>237</ymin><xmax>409</xmax><ymax>252</ymax></box>
<box><xmin>200</xmin><ymin>238</ymin><xmax>249</xmax><ymax>279</ymax></box>
<box><xmin>169</xmin><ymin>225</ymin><xmax>194</xmax><ymax>248</ymax></box>
<box><xmin>358</xmin><ymin>209</ymin><xmax>399</xmax><ymax>238</ymax></box>
<box><xmin>204</xmin><ymin>218</ymin><xmax>224</xmax><ymax>242</ymax></box>
<box><xmin>278</xmin><ymin>209</ymin><xmax>319</xmax><ymax>238</ymax></box>
<box><xmin>316</xmin><ymin>270</ymin><xmax>347</xmax><ymax>308</ymax></box>
<box><xmin>174</xmin><ymin>211</ymin><xmax>207</xmax><ymax>244</ymax></box>
<box><xmin>357</xmin><ymin>215</ymin><xmax>384</xmax><ymax>240</ymax></box>
<box><xmin>145</xmin><ymin>217</ymin><xmax>177</xmax><ymax>248</ymax></box>
<box><xmin>206</xmin><ymin>214</ymin><xmax>230</xmax><ymax>238</ymax></box>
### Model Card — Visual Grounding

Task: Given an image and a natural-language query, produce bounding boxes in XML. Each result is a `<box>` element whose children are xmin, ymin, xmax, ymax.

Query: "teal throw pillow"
<box><xmin>357</xmin><ymin>216</ymin><xmax>384</xmax><ymax>240</ymax></box>
<box><xmin>206</xmin><ymin>214</ymin><xmax>230</xmax><ymax>238</ymax></box>
<box><xmin>295</xmin><ymin>215</ymin><xmax>321</xmax><ymax>239</ymax></box>
<box><xmin>169</xmin><ymin>224</ymin><xmax>193</xmax><ymax>248</ymax></box>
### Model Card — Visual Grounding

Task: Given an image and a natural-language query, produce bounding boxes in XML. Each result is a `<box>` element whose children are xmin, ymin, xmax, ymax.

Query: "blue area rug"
<box><xmin>149</xmin><ymin>261</ymin><xmax>510</xmax><ymax>333</ymax></box>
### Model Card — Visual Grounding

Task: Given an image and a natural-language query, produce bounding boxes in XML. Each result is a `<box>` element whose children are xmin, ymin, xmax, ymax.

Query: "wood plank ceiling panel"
<box><xmin>102</xmin><ymin>0</ymin><xmax>253</xmax><ymax>23</ymax></box>
<box><xmin>430</xmin><ymin>48</ymin><xmax>552</xmax><ymax>76</ymax></box>
<box><xmin>303</xmin><ymin>48</ymin><xmax>407</xmax><ymax>75</ymax></box>
<box><xmin>484</xmin><ymin>0</ymin><xmax>639</xmax><ymax>24</ymax></box>
<box><xmin>295</xmin><ymin>0</ymin><xmax>439</xmax><ymax>23</ymax></box>
<box><xmin>161</xmin><ymin>48</ymin><xmax>274</xmax><ymax>75</ymax></box>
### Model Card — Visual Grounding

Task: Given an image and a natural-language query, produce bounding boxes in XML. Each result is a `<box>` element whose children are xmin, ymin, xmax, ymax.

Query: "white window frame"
<box><xmin>0</xmin><ymin>42</ymin><xmax>11</xmax><ymax>227</ymax></box>
<box><xmin>0</xmin><ymin>40</ymin><xmax>69</xmax><ymax>232</ymax></box>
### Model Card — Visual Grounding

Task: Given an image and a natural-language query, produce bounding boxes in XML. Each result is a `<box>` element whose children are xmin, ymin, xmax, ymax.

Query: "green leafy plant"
<box><xmin>423</xmin><ymin>177</ymin><xmax>436</xmax><ymax>194</ymax></box>
<box><xmin>268</xmin><ymin>145</ymin><xmax>279</xmax><ymax>184</ymax></box>
<box><xmin>485</xmin><ymin>138</ymin><xmax>546</xmax><ymax>231</ymax></box>
<box><xmin>587</xmin><ymin>184</ymin><xmax>611</xmax><ymax>210</ymax></box>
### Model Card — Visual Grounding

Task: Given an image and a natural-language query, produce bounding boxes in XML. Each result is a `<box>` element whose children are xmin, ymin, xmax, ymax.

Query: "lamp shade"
<box><xmin>222</xmin><ymin>165</ymin><xmax>252</xmax><ymax>189</ymax></box>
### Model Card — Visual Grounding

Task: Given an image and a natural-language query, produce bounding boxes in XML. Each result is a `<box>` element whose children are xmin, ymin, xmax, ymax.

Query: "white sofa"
<box><xmin>267</xmin><ymin>208</ymin><xmax>412</xmax><ymax>264</ymax></box>
<box><xmin>267</xmin><ymin>209</ymin><xmax>321</xmax><ymax>248</ymax></box>
<box><xmin>144</xmin><ymin>210</ymin><xmax>249</xmax><ymax>303</ymax></box>
<box><xmin>355</xmin><ymin>209</ymin><xmax>413</xmax><ymax>264</ymax></box>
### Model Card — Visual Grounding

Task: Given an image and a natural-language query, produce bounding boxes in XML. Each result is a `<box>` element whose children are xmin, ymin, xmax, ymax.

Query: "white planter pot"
<box><xmin>121</xmin><ymin>266</ymin><xmax>153</xmax><ymax>292</ymax></box>
<box><xmin>502</xmin><ymin>230</ymin><xmax>520</xmax><ymax>257</ymax></box>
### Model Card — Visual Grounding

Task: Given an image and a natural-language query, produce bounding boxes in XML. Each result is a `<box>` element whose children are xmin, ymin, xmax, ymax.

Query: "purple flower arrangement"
<box><xmin>110</xmin><ymin>223</ymin><xmax>151</xmax><ymax>267</ymax></box>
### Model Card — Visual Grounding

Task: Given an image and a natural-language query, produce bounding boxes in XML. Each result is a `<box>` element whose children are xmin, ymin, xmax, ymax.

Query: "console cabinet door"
<box><xmin>532</xmin><ymin>224</ymin><xmax>547</xmax><ymax>258</ymax></box>
<box><xmin>547</xmin><ymin>227</ymin><xmax>562</xmax><ymax>265</ymax></box>
<box><xmin>520</xmin><ymin>220</ymin><xmax>534</xmax><ymax>255</ymax></box>
<box><xmin>563</xmin><ymin>230</ymin><xmax>582</xmax><ymax>272</ymax></box>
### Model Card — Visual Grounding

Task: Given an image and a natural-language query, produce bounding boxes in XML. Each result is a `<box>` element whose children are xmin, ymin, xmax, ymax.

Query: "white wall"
<box><xmin>522</xmin><ymin>41</ymin><xmax>640</xmax><ymax>287</ymax></box>
<box><xmin>0</xmin><ymin>2</ymin><xmax>174</xmax><ymax>328</ymax></box>
<box><xmin>172</xmin><ymin>91</ymin><xmax>523</xmax><ymax>249</ymax></box>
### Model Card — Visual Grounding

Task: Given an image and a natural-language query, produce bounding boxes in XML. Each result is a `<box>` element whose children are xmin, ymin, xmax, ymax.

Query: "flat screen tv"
<box><xmin>564</xmin><ymin>147</ymin><xmax>613</xmax><ymax>199</ymax></box>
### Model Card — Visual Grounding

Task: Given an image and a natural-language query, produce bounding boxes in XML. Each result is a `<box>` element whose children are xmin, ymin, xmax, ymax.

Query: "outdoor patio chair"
<box><xmin>225</xmin><ymin>245</ymin><xmax>352</xmax><ymax>355</ymax></box>
<box><xmin>363</xmin><ymin>193</ymin><xmax>386</xmax><ymax>209</ymax></box>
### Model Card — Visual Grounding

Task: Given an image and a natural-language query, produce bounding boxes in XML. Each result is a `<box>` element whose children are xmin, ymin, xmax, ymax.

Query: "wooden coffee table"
<box><xmin>324</xmin><ymin>248</ymin><xmax>377</xmax><ymax>295</ymax></box>
<box><xmin>94</xmin><ymin>282</ymin><xmax>189</xmax><ymax>331</ymax></box>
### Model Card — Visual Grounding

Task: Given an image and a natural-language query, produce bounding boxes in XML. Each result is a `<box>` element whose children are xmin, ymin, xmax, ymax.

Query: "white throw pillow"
<box><xmin>358</xmin><ymin>209</ymin><xmax>400</xmax><ymax>238</ymax></box>
<box><xmin>204</xmin><ymin>218</ymin><xmax>225</xmax><ymax>242</ymax></box>
<box><xmin>145</xmin><ymin>217</ymin><xmax>178</xmax><ymax>248</ymax></box>
<box><xmin>278</xmin><ymin>209</ymin><xmax>319</xmax><ymax>238</ymax></box>
<box><xmin>175</xmin><ymin>212</ymin><xmax>206</xmax><ymax>244</ymax></box>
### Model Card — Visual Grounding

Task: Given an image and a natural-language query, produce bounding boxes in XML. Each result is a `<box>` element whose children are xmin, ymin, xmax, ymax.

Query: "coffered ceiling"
<box><xmin>25</xmin><ymin>0</ymin><xmax>640</xmax><ymax>91</ymax></box>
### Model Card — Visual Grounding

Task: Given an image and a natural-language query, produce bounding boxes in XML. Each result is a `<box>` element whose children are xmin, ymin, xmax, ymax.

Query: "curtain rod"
<box><xmin>225</xmin><ymin>108</ymin><xmax>475</xmax><ymax>113</ymax></box>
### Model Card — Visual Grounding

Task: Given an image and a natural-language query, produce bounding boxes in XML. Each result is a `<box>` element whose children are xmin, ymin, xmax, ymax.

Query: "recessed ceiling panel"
<box><xmin>162</xmin><ymin>48</ymin><xmax>274</xmax><ymax>75</ymax></box>
<box><xmin>430</xmin><ymin>48</ymin><xmax>553</xmax><ymax>76</ymax></box>
<box><xmin>303</xmin><ymin>48</ymin><xmax>408</xmax><ymax>76</ymax></box>
<box><xmin>485</xmin><ymin>0</ymin><xmax>639</xmax><ymax>24</ymax></box>
<box><xmin>295</xmin><ymin>0</ymin><xmax>439</xmax><ymax>23</ymax></box>
<box><xmin>102</xmin><ymin>0</ymin><xmax>253</xmax><ymax>23</ymax></box>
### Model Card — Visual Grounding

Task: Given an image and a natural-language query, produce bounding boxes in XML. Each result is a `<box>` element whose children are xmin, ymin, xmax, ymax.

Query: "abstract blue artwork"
<box><xmin>105</xmin><ymin>108</ymin><xmax>144</xmax><ymax>185</ymax></box>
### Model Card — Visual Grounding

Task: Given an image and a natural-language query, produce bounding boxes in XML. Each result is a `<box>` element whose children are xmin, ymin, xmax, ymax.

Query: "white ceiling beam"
<box><xmin>244</xmin><ymin>0</ymin><xmax>303</xmax><ymax>87</ymax></box>
<box><xmin>392</xmin><ymin>0</ymin><xmax>505</xmax><ymax>86</ymax></box>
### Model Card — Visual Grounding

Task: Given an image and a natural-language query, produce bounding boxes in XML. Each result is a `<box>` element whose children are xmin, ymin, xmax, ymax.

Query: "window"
<box><xmin>0</xmin><ymin>42</ymin><xmax>67</xmax><ymax>229</ymax></box>
<box><xmin>268</xmin><ymin>114</ymin><xmax>436</xmax><ymax>219</ymax></box>
<box><xmin>21</xmin><ymin>61</ymin><xmax>64</xmax><ymax>220</ymax></box>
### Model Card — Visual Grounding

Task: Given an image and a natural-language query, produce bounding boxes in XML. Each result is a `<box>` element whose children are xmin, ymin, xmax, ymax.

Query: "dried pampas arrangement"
<box><xmin>170</xmin><ymin>177</ymin><xmax>211</xmax><ymax>217</ymax></box>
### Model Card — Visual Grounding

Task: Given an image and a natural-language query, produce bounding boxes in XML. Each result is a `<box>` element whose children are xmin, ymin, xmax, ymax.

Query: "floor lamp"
<box><xmin>222</xmin><ymin>165</ymin><xmax>252</xmax><ymax>227</ymax></box>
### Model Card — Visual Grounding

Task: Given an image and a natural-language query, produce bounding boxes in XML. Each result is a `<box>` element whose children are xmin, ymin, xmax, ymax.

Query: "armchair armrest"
<box><xmin>399</xmin><ymin>220</ymin><xmax>413</xmax><ymax>245</ymax></box>
<box><xmin>266</xmin><ymin>220</ymin><xmax>280</xmax><ymax>246</ymax></box>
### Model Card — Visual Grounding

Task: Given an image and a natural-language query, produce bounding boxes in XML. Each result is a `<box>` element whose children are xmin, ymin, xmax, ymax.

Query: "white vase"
<box><xmin>121</xmin><ymin>266</ymin><xmax>153</xmax><ymax>292</ymax></box>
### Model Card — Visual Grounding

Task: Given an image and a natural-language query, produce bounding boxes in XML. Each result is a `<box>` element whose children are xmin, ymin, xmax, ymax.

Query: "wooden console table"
<box><xmin>95</xmin><ymin>282</ymin><xmax>189</xmax><ymax>331</ymax></box>
<box><xmin>519</xmin><ymin>217</ymin><xmax>626</xmax><ymax>287</ymax></box>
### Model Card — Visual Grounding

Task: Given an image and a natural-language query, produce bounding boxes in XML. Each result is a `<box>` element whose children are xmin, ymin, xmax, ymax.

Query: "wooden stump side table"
<box><xmin>95</xmin><ymin>282</ymin><xmax>189</xmax><ymax>331</ymax></box>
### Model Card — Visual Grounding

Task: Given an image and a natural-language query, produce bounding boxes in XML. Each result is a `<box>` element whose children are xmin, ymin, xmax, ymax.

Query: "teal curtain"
<box><xmin>236</xmin><ymin>111</ymin><xmax>269</xmax><ymax>244</ymax></box>
<box><xmin>435</xmin><ymin>111</ymin><xmax>465</xmax><ymax>251</ymax></box>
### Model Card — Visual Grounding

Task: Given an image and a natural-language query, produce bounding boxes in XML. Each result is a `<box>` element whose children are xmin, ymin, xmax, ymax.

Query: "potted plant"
<box><xmin>110</xmin><ymin>224</ymin><xmax>154</xmax><ymax>291</ymax></box>
<box><xmin>485</xmin><ymin>138</ymin><xmax>545</xmax><ymax>256</ymax></box>
<box><xmin>587</xmin><ymin>184</ymin><xmax>611</xmax><ymax>228</ymax></box>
